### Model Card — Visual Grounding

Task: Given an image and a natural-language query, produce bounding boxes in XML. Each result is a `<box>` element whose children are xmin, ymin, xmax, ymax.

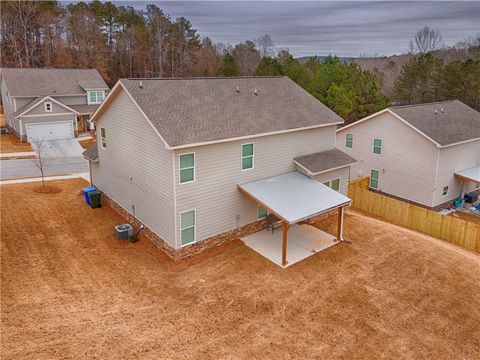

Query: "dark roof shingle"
<box><xmin>294</xmin><ymin>148</ymin><xmax>356</xmax><ymax>174</ymax></box>
<box><xmin>120</xmin><ymin>77</ymin><xmax>344</xmax><ymax>147</ymax></box>
<box><xmin>390</xmin><ymin>100</ymin><xmax>480</xmax><ymax>146</ymax></box>
<box><xmin>1</xmin><ymin>68</ymin><xmax>108</xmax><ymax>97</ymax></box>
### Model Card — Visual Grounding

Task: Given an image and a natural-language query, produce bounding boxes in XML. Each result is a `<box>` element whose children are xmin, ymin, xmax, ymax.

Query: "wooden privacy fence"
<box><xmin>348</xmin><ymin>177</ymin><xmax>480</xmax><ymax>253</ymax></box>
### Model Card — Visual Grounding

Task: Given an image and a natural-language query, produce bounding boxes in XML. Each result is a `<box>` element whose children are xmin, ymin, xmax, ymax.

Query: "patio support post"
<box><xmin>337</xmin><ymin>206</ymin><xmax>344</xmax><ymax>241</ymax></box>
<box><xmin>88</xmin><ymin>160</ymin><xmax>93</xmax><ymax>187</ymax></box>
<box><xmin>282</xmin><ymin>221</ymin><xmax>289</xmax><ymax>266</ymax></box>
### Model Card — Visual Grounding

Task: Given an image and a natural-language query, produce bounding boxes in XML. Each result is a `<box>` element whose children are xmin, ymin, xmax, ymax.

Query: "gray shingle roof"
<box><xmin>83</xmin><ymin>144</ymin><xmax>98</xmax><ymax>161</ymax></box>
<box><xmin>1</xmin><ymin>68</ymin><xmax>108</xmax><ymax>97</ymax></box>
<box><xmin>69</xmin><ymin>104</ymin><xmax>99</xmax><ymax>115</ymax></box>
<box><xmin>294</xmin><ymin>148</ymin><xmax>356</xmax><ymax>174</ymax></box>
<box><xmin>120</xmin><ymin>77</ymin><xmax>344</xmax><ymax>147</ymax></box>
<box><xmin>390</xmin><ymin>100</ymin><xmax>480</xmax><ymax>146</ymax></box>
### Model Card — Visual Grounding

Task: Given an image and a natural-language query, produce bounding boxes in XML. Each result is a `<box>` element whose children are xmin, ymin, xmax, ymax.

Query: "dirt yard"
<box><xmin>0</xmin><ymin>133</ymin><xmax>33</xmax><ymax>153</ymax></box>
<box><xmin>1</xmin><ymin>179</ymin><xmax>479</xmax><ymax>359</ymax></box>
<box><xmin>79</xmin><ymin>138</ymin><xmax>96</xmax><ymax>149</ymax></box>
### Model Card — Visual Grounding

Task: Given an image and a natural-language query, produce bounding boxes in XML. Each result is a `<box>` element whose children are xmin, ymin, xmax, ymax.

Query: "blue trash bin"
<box><xmin>82</xmin><ymin>186</ymin><xmax>96</xmax><ymax>205</ymax></box>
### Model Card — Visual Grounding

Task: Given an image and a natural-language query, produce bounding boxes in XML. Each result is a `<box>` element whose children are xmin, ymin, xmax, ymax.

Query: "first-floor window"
<box><xmin>100</xmin><ymin>126</ymin><xmax>107</xmax><ymax>149</ymax></box>
<box><xmin>179</xmin><ymin>153</ymin><xmax>195</xmax><ymax>183</ymax></box>
<box><xmin>257</xmin><ymin>205</ymin><xmax>269</xmax><ymax>220</ymax></box>
<box><xmin>180</xmin><ymin>210</ymin><xmax>196</xmax><ymax>246</ymax></box>
<box><xmin>331</xmin><ymin>178</ymin><xmax>340</xmax><ymax>191</ymax></box>
<box><xmin>442</xmin><ymin>185</ymin><xmax>449</xmax><ymax>197</ymax></box>
<box><xmin>370</xmin><ymin>169</ymin><xmax>379</xmax><ymax>189</ymax></box>
<box><xmin>323</xmin><ymin>181</ymin><xmax>330</xmax><ymax>187</ymax></box>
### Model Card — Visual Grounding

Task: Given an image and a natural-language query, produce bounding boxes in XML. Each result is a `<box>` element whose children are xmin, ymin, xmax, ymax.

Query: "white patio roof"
<box><xmin>238</xmin><ymin>171</ymin><xmax>351</xmax><ymax>224</ymax></box>
<box><xmin>455</xmin><ymin>166</ymin><xmax>480</xmax><ymax>183</ymax></box>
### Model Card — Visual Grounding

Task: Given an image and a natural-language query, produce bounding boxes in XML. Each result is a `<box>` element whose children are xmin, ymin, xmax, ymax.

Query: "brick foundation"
<box><xmin>99</xmin><ymin>190</ymin><xmax>268</xmax><ymax>262</ymax></box>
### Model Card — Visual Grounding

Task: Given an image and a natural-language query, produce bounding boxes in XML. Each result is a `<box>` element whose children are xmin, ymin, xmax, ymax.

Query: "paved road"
<box><xmin>0</xmin><ymin>156</ymin><xmax>88</xmax><ymax>180</ymax></box>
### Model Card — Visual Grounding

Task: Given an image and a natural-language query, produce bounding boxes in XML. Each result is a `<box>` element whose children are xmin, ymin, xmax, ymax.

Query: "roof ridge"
<box><xmin>390</xmin><ymin>100</ymin><xmax>457</xmax><ymax>109</ymax></box>
<box><xmin>122</xmin><ymin>76</ymin><xmax>286</xmax><ymax>81</ymax></box>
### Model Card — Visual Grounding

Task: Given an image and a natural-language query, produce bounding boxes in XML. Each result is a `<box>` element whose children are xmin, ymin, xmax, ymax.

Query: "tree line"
<box><xmin>1</xmin><ymin>1</ymin><xmax>478</xmax><ymax>122</ymax></box>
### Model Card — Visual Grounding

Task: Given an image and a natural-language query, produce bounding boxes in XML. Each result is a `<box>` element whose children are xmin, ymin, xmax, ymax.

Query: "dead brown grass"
<box><xmin>33</xmin><ymin>186</ymin><xmax>62</xmax><ymax>194</ymax></box>
<box><xmin>79</xmin><ymin>138</ymin><xmax>96</xmax><ymax>149</ymax></box>
<box><xmin>0</xmin><ymin>133</ymin><xmax>33</xmax><ymax>153</ymax></box>
<box><xmin>1</xmin><ymin>179</ymin><xmax>479</xmax><ymax>359</ymax></box>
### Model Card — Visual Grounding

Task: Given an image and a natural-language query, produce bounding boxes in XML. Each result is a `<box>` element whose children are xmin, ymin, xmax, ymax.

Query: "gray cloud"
<box><xmin>122</xmin><ymin>1</ymin><xmax>480</xmax><ymax>56</ymax></box>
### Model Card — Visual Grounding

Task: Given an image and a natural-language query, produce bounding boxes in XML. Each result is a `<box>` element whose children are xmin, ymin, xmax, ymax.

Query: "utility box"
<box><xmin>87</xmin><ymin>190</ymin><xmax>102</xmax><ymax>208</ymax></box>
<box><xmin>115</xmin><ymin>224</ymin><xmax>133</xmax><ymax>239</ymax></box>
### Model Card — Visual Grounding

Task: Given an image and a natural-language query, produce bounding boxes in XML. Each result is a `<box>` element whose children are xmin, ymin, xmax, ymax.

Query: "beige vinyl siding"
<box><xmin>24</xmin><ymin>98</ymin><xmax>76</xmax><ymax>116</ymax></box>
<box><xmin>53</xmin><ymin>95</ymin><xmax>88</xmax><ymax>106</ymax></box>
<box><xmin>434</xmin><ymin>140</ymin><xmax>480</xmax><ymax>206</ymax></box>
<box><xmin>337</xmin><ymin>111</ymin><xmax>438</xmax><ymax>207</ymax></box>
<box><xmin>312</xmin><ymin>167</ymin><xmax>350</xmax><ymax>196</ymax></box>
<box><xmin>174</xmin><ymin>126</ymin><xmax>337</xmax><ymax>246</ymax></box>
<box><xmin>0</xmin><ymin>80</ymin><xmax>16</xmax><ymax>127</ymax></box>
<box><xmin>91</xmin><ymin>89</ymin><xmax>176</xmax><ymax>246</ymax></box>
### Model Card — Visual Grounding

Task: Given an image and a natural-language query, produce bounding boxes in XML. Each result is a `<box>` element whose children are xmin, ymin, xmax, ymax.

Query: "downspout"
<box><xmin>432</xmin><ymin>147</ymin><xmax>441</xmax><ymax>207</ymax></box>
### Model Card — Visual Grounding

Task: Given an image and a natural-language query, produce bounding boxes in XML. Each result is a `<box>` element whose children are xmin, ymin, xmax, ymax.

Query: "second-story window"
<box><xmin>88</xmin><ymin>91</ymin><xmax>105</xmax><ymax>104</ymax></box>
<box><xmin>44</xmin><ymin>102</ymin><xmax>52</xmax><ymax>112</ymax></box>
<box><xmin>346</xmin><ymin>133</ymin><xmax>353</xmax><ymax>148</ymax></box>
<box><xmin>179</xmin><ymin>153</ymin><xmax>195</xmax><ymax>184</ymax></box>
<box><xmin>100</xmin><ymin>126</ymin><xmax>107</xmax><ymax>149</ymax></box>
<box><xmin>373</xmin><ymin>138</ymin><xmax>382</xmax><ymax>155</ymax></box>
<box><xmin>241</xmin><ymin>143</ymin><xmax>254</xmax><ymax>171</ymax></box>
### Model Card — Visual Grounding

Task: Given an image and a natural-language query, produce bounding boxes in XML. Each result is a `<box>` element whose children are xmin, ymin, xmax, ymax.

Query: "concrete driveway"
<box><xmin>32</xmin><ymin>138</ymin><xmax>85</xmax><ymax>158</ymax></box>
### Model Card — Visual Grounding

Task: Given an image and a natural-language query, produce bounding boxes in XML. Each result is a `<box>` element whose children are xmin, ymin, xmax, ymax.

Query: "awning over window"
<box><xmin>238</xmin><ymin>171</ymin><xmax>351</xmax><ymax>224</ymax></box>
<box><xmin>455</xmin><ymin>166</ymin><xmax>480</xmax><ymax>183</ymax></box>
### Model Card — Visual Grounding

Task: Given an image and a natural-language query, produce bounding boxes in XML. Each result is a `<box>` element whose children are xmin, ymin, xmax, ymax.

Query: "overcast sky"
<box><xmin>118</xmin><ymin>1</ymin><xmax>479</xmax><ymax>57</ymax></box>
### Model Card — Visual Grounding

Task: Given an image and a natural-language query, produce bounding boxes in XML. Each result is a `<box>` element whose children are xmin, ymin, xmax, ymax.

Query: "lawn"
<box><xmin>1</xmin><ymin>179</ymin><xmax>479</xmax><ymax>359</ymax></box>
<box><xmin>0</xmin><ymin>133</ymin><xmax>33</xmax><ymax>153</ymax></box>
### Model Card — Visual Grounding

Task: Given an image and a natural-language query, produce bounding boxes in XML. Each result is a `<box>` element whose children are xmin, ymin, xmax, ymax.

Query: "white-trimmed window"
<box><xmin>179</xmin><ymin>153</ymin><xmax>195</xmax><ymax>184</ymax></box>
<box><xmin>180</xmin><ymin>210</ymin><xmax>196</xmax><ymax>246</ymax></box>
<box><xmin>257</xmin><ymin>205</ymin><xmax>269</xmax><ymax>220</ymax></box>
<box><xmin>100</xmin><ymin>126</ymin><xmax>107</xmax><ymax>149</ymax></box>
<box><xmin>373</xmin><ymin>138</ymin><xmax>382</xmax><ymax>155</ymax></box>
<box><xmin>345</xmin><ymin>133</ymin><xmax>353</xmax><ymax>148</ymax></box>
<box><xmin>88</xmin><ymin>91</ymin><xmax>105</xmax><ymax>105</ymax></box>
<box><xmin>442</xmin><ymin>185</ymin><xmax>449</xmax><ymax>197</ymax></box>
<box><xmin>241</xmin><ymin>143</ymin><xmax>254</xmax><ymax>171</ymax></box>
<box><xmin>331</xmin><ymin>178</ymin><xmax>340</xmax><ymax>191</ymax></box>
<box><xmin>370</xmin><ymin>169</ymin><xmax>379</xmax><ymax>189</ymax></box>
<box><xmin>44</xmin><ymin>102</ymin><xmax>52</xmax><ymax>112</ymax></box>
<box><xmin>323</xmin><ymin>181</ymin><xmax>330</xmax><ymax>187</ymax></box>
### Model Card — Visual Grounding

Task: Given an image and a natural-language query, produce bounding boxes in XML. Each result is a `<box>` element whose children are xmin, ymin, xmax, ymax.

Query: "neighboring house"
<box><xmin>336</xmin><ymin>100</ymin><xmax>480</xmax><ymax>209</ymax></box>
<box><xmin>0</xmin><ymin>68</ymin><xmax>109</xmax><ymax>141</ymax></box>
<box><xmin>84</xmin><ymin>76</ymin><xmax>356</xmax><ymax>262</ymax></box>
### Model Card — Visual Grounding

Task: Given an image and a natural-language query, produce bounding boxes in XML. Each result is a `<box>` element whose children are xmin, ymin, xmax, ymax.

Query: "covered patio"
<box><xmin>238</xmin><ymin>171</ymin><xmax>352</xmax><ymax>267</ymax></box>
<box><xmin>455</xmin><ymin>166</ymin><xmax>480</xmax><ymax>185</ymax></box>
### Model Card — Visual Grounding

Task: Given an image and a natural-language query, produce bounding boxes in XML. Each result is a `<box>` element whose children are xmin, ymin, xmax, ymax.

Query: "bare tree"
<box><xmin>31</xmin><ymin>139</ymin><xmax>50</xmax><ymax>188</ymax></box>
<box><xmin>255</xmin><ymin>34</ymin><xmax>275</xmax><ymax>58</ymax></box>
<box><xmin>409</xmin><ymin>26</ymin><xmax>443</xmax><ymax>54</ymax></box>
<box><xmin>233</xmin><ymin>40</ymin><xmax>261</xmax><ymax>76</ymax></box>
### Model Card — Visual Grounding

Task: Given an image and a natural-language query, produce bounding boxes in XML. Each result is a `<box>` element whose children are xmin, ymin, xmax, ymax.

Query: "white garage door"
<box><xmin>27</xmin><ymin>122</ymin><xmax>74</xmax><ymax>141</ymax></box>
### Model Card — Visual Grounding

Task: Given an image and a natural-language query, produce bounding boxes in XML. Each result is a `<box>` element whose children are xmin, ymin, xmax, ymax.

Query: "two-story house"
<box><xmin>0</xmin><ymin>68</ymin><xmax>109</xmax><ymax>141</ymax></box>
<box><xmin>336</xmin><ymin>100</ymin><xmax>480</xmax><ymax>209</ymax></box>
<box><xmin>83</xmin><ymin>77</ymin><xmax>356</xmax><ymax>264</ymax></box>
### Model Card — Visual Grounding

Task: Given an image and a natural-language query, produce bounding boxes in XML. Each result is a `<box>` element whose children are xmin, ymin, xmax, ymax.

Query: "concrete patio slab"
<box><xmin>242</xmin><ymin>224</ymin><xmax>338</xmax><ymax>268</ymax></box>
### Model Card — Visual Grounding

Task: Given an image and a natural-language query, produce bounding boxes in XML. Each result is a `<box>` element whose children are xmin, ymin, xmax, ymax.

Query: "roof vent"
<box><xmin>440</xmin><ymin>108</ymin><xmax>444</xmax><ymax>113</ymax></box>
<box><xmin>139</xmin><ymin>80</ymin><xmax>143</xmax><ymax>89</ymax></box>
<box><xmin>236</xmin><ymin>86</ymin><xmax>240</xmax><ymax>93</ymax></box>
<box><xmin>254</xmin><ymin>88</ymin><xmax>258</xmax><ymax>95</ymax></box>
<box><xmin>435</xmin><ymin>109</ymin><xmax>438</xmax><ymax>114</ymax></box>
